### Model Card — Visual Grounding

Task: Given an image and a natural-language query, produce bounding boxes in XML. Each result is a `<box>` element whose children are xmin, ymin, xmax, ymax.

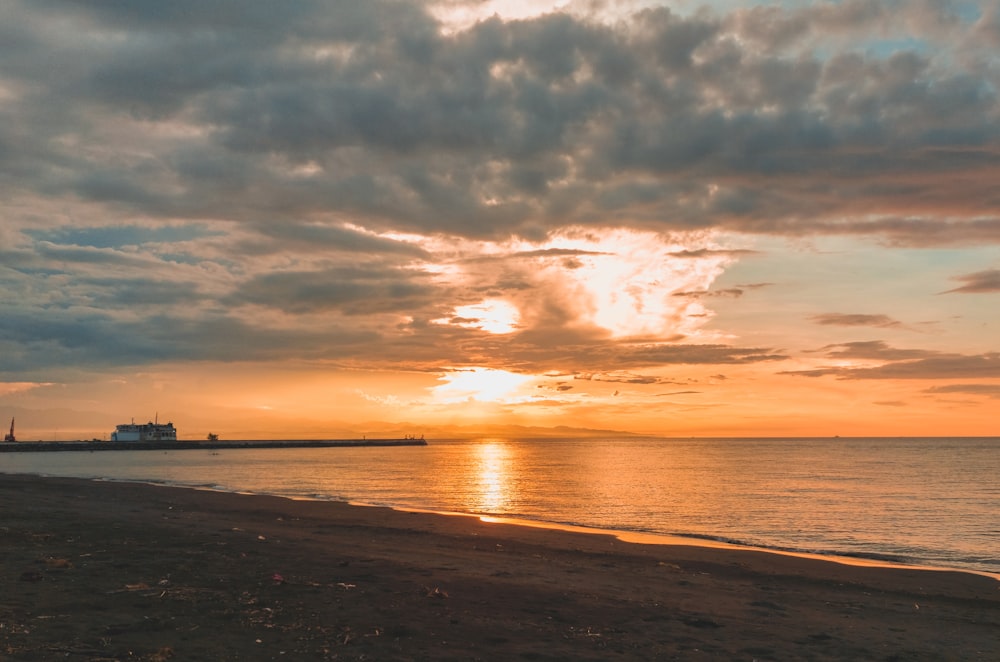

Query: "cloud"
<box><xmin>617</xmin><ymin>343</ymin><xmax>786</xmax><ymax>367</ymax></box>
<box><xmin>786</xmin><ymin>342</ymin><xmax>1000</xmax><ymax>380</ymax></box>
<box><xmin>247</xmin><ymin>222</ymin><xmax>431</xmax><ymax>258</ymax></box>
<box><xmin>33</xmin><ymin>243</ymin><xmax>160</xmax><ymax>268</ymax></box>
<box><xmin>0</xmin><ymin>382</ymin><xmax>52</xmax><ymax>396</ymax></box>
<box><xmin>28</xmin><ymin>224</ymin><xmax>219</xmax><ymax>249</ymax></box>
<box><xmin>925</xmin><ymin>384</ymin><xmax>1000</xmax><ymax>399</ymax></box>
<box><xmin>943</xmin><ymin>269</ymin><xmax>1000</xmax><ymax>293</ymax></box>
<box><xmin>228</xmin><ymin>265</ymin><xmax>438</xmax><ymax>315</ymax></box>
<box><xmin>805</xmin><ymin>341</ymin><xmax>933</xmax><ymax>360</ymax></box>
<box><xmin>0</xmin><ymin>0</ymin><xmax>997</xmax><ymax>420</ymax></box>
<box><xmin>0</xmin><ymin>209</ymin><xmax>769</xmax><ymax>381</ymax></box>
<box><xmin>809</xmin><ymin>313</ymin><xmax>903</xmax><ymax>328</ymax></box>
<box><xmin>1</xmin><ymin>0</ymin><xmax>997</xmax><ymax>244</ymax></box>
<box><xmin>667</xmin><ymin>249</ymin><xmax>759</xmax><ymax>259</ymax></box>
<box><xmin>808</xmin><ymin>218</ymin><xmax>1000</xmax><ymax>248</ymax></box>
<box><xmin>373</xmin><ymin>333</ymin><xmax>787</xmax><ymax>376</ymax></box>
<box><xmin>0</xmin><ymin>306</ymin><xmax>380</xmax><ymax>374</ymax></box>
<box><xmin>575</xmin><ymin>372</ymin><xmax>689</xmax><ymax>385</ymax></box>
<box><xmin>80</xmin><ymin>277</ymin><xmax>205</xmax><ymax>307</ymax></box>
<box><xmin>507</xmin><ymin>248</ymin><xmax>613</xmax><ymax>259</ymax></box>
<box><xmin>673</xmin><ymin>288</ymin><xmax>745</xmax><ymax>298</ymax></box>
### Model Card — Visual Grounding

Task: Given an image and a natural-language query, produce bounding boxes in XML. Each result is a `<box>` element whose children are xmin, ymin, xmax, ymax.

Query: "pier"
<box><xmin>0</xmin><ymin>438</ymin><xmax>427</xmax><ymax>452</ymax></box>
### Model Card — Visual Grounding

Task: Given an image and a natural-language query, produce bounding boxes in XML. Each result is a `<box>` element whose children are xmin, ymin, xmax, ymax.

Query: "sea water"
<box><xmin>3</xmin><ymin>437</ymin><xmax>998</xmax><ymax>575</ymax></box>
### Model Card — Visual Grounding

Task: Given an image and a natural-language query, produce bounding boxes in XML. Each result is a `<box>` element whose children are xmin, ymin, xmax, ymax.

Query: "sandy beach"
<box><xmin>2</xmin><ymin>474</ymin><xmax>997</xmax><ymax>661</ymax></box>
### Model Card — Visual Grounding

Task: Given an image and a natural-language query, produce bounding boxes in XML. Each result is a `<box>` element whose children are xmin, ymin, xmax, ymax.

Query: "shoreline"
<box><xmin>471</xmin><ymin>512</ymin><xmax>1000</xmax><ymax>582</ymax></box>
<box><xmin>382</xmin><ymin>505</ymin><xmax>1000</xmax><ymax>582</ymax></box>
<box><xmin>3</xmin><ymin>474</ymin><xmax>998</xmax><ymax>660</ymax></box>
<box><xmin>7</xmin><ymin>470</ymin><xmax>999</xmax><ymax>580</ymax></box>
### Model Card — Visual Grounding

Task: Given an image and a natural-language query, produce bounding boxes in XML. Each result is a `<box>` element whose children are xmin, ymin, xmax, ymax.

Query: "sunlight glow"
<box><xmin>532</xmin><ymin>229</ymin><xmax>728</xmax><ymax>338</ymax></box>
<box><xmin>482</xmin><ymin>227</ymin><xmax>738</xmax><ymax>339</ymax></box>
<box><xmin>405</xmin><ymin>226</ymin><xmax>742</xmax><ymax>341</ymax></box>
<box><xmin>430</xmin><ymin>1</ymin><xmax>568</xmax><ymax>31</ymax></box>
<box><xmin>443</xmin><ymin>299</ymin><xmax>520</xmax><ymax>334</ymax></box>
<box><xmin>429</xmin><ymin>1</ymin><xmax>672</xmax><ymax>32</ymax></box>
<box><xmin>0</xmin><ymin>382</ymin><xmax>51</xmax><ymax>396</ymax></box>
<box><xmin>432</xmin><ymin>368</ymin><xmax>534</xmax><ymax>403</ymax></box>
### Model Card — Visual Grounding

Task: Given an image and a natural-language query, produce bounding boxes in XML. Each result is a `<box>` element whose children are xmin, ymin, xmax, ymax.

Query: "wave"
<box><xmin>19</xmin><ymin>472</ymin><xmax>1000</xmax><ymax>575</ymax></box>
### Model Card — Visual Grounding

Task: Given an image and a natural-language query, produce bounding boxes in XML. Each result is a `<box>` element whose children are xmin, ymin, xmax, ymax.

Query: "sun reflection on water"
<box><xmin>473</xmin><ymin>441</ymin><xmax>513</xmax><ymax>513</ymax></box>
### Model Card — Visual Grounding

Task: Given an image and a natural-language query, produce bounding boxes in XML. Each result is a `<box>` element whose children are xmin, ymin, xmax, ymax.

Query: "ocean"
<box><xmin>3</xmin><ymin>436</ymin><xmax>998</xmax><ymax>576</ymax></box>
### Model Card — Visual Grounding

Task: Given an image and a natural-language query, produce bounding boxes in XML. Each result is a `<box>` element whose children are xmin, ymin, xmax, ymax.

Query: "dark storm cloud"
<box><xmin>2</xmin><ymin>0</ymin><xmax>997</xmax><ymax>240</ymax></box>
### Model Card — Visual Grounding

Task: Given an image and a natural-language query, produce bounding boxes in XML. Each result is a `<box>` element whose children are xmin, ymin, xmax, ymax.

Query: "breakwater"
<box><xmin>0</xmin><ymin>438</ymin><xmax>427</xmax><ymax>452</ymax></box>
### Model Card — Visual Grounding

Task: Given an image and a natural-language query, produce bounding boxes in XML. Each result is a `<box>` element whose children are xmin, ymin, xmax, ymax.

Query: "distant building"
<box><xmin>111</xmin><ymin>420</ymin><xmax>177</xmax><ymax>442</ymax></box>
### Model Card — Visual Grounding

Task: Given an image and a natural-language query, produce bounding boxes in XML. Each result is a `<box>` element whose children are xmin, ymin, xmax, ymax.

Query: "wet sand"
<box><xmin>2</xmin><ymin>474</ymin><xmax>997</xmax><ymax>660</ymax></box>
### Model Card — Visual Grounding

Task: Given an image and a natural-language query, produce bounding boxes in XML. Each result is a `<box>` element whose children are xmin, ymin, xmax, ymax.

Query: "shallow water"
<box><xmin>3</xmin><ymin>436</ymin><xmax>998</xmax><ymax>574</ymax></box>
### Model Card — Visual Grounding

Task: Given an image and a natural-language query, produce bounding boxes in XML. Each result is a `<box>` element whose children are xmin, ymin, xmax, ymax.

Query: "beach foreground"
<box><xmin>2</xmin><ymin>475</ymin><xmax>997</xmax><ymax>661</ymax></box>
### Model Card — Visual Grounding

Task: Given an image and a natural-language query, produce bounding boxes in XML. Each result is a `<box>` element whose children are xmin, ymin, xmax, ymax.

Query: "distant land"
<box><xmin>399</xmin><ymin>423</ymin><xmax>642</xmax><ymax>439</ymax></box>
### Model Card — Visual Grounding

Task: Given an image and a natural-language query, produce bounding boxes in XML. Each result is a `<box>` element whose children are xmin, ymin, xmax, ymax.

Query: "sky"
<box><xmin>1</xmin><ymin>0</ymin><xmax>999</xmax><ymax>440</ymax></box>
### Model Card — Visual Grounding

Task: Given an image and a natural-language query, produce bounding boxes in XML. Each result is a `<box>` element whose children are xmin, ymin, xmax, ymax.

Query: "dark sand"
<box><xmin>2</xmin><ymin>474</ymin><xmax>997</xmax><ymax>661</ymax></box>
